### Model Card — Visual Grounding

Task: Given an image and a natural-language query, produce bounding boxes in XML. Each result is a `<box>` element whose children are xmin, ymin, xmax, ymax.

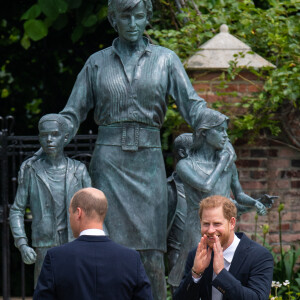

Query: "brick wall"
<box><xmin>190</xmin><ymin>70</ymin><xmax>264</xmax><ymax>106</ymax></box>
<box><xmin>189</xmin><ymin>70</ymin><xmax>300</xmax><ymax>251</ymax></box>
<box><xmin>236</xmin><ymin>142</ymin><xmax>300</xmax><ymax>252</ymax></box>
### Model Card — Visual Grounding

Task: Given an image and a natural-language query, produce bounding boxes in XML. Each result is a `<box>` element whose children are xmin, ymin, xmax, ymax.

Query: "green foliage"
<box><xmin>25</xmin><ymin>98</ymin><xmax>43</xmax><ymax>128</ymax></box>
<box><xmin>161</xmin><ymin>99</ymin><xmax>187</xmax><ymax>151</ymax></box>
<box><xmin>258</xmin><ymin>203</ymin><xmax>300</xmax><ymax>299</ymax></box>
<box><xmin>1</xmin><ymin>1</ymin><xmax>114</xmax><ymax>134</ymax></box>
<box><xmin>272</xmin><ymin>203</ymin><xmax>300</xmax><ymax>297</ymax></box>
<box><xmin>166</xmin><ymin>276</ymin><xmax>172</xmax><ymax>300</ymax></box>
<box><xmin>21</xmin><ymin>4</ymin><xmax>42</xmax><ymax>20</ymax></box>
<box><xmin>0</xmin><ymin>63</ymin><xmax>14</xmax><ymax>99</ymax></box>
<box><xmin>270</xmin><ymin>280</ymin><xmax>300</xmax><ymax>299</ymax></box>
<box><xmin>269</xmin><ymin>246</ymin><xmax>300</xmax><ymax>299</ymax></box>
<box><xmin>149</xmin><ymin>0</ymin><xmax>300</xmax><ymax>145</ymax></box>
<box><xmin>19</xmin><ymin>0</ymin><xmax>109</xmax><ymax>46</ymax></box>
<box><xmin>24</xmin><ymin>19</ymin><xmax>48</xmax><ymax>41</ymax></box>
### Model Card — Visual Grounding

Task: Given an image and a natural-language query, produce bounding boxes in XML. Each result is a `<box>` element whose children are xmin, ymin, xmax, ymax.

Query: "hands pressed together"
<box><xmin>192</xmin><ymin>234</ymin><xmax>224</xmax><ymax>278</ymax></box>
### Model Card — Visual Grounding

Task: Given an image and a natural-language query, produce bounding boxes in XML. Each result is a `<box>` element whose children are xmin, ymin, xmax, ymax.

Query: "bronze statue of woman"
<box><xmin>19</xmin><ymin>1</ymin><xmax>241</xmax><ymax>298</ymax></box>
<box><xmin>57</xmin><ymin>1</ymin><xmax>213</xmax><ymax>298</ymax></box>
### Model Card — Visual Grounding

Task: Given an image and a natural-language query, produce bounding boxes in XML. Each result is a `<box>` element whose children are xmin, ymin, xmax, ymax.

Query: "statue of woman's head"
<box><xmin>108</xmin><ymin>0</ymin><xmax>153</xmax><ymax>32</ymax></box>
<box><xmin>192</xmin><ymin>108</ymin><xmax>229</xmax><ymax>150</ymax></box>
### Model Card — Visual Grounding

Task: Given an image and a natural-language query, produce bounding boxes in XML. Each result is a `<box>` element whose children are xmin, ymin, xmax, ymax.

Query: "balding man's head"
<box><xmin>70</xmin><ymin>188</ymin><xmax>108</xmax><ymax>222</ymax></box>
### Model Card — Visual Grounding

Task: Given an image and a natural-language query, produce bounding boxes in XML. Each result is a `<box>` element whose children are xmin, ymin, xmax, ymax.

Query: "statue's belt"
<box><xmin>96</xmin><ymin>123</ymin><xmax>161</xmax><ymax>151</ymax></box>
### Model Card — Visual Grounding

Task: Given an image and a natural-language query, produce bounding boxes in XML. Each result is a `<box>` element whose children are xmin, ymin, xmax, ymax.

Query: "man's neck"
<box><xmin>79</xmin><ymin>221</ymin><xmax>104</xmax><ymax>232</ymax></box>
<box><xmin>222</xmin><ymin>232</ymin><xmax>235</xmax><ymax>252</ymax></box>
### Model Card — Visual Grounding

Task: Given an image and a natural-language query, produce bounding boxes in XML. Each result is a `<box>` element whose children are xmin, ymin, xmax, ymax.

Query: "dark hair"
<box><xmin>199</xmin><ymin>195</ymin><xmax>237</xmax><ymax>221</ymax></box>
<box><xmin>38</xmin><ymin>114</ymin><xmax>68</xmax><ymax>133</ymax></box>
<box><xmin>71</xmin><ymin>188</ymin><xmax>108</xmax><ymax>221</ymax></box>
<box><xmin>108</xmin><ymin>0</ymin><xmax>153</xmax><ymax>31</ymax></box>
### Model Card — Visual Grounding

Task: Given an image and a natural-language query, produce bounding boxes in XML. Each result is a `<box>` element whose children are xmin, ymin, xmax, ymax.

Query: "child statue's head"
<box><xmin>38</xmin><ymin>114</ymin><xmax>69</xmax><ymax>157</ymax></box>
<box><xmin>193</xmin><ymin>109</ymin><xmax>229</xmax><ymax>150</ymax></box>
<box><xmin>174</xmin><ymin>133</ymin><xmax>193</xmax><ymax>161</ymax></box>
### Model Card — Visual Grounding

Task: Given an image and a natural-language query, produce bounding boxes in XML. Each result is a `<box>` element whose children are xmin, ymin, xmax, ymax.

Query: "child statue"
<box><xmin>167</xmin><ymin>133</ymin><xmax>192</xmax><ymax>273</ymax></box>
<box><xmin>9</xmin><ymin>114</ymin><xmax>91</xmax><ymax>287</ymax></box>
<box><xmin>168</xmin><ymin>108</ymin><xmax>275</xmax><ymax>288</ymax></box>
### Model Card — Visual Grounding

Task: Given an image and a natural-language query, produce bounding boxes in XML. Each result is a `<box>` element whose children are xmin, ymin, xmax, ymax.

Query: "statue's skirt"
<box><xmin>89</xmin><ymin>124</ymin><xmax>168</xmax><ymax>251</ymax></box>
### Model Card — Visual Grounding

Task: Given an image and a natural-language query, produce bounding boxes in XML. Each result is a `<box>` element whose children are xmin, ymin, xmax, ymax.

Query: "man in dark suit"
<box><xmin>34</xmin><ymin>188</ymin><xmax>153</xmax><ymax>300</ymax></box>
<box><xmin>174</xmin><ymin>195</ymin><xmax>273</xmax><ymax>300</ymax></box>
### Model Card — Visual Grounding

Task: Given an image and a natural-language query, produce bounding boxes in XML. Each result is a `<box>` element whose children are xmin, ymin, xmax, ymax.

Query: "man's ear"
<box><xmin>76</xmin><ymin>207</ymin><xmax>83</xmax><ymax>219</ymax></box>
<box><xmin>230</xmin><ymin>217</ymin><xmax>236</xmax><ymax>230</ymax></box>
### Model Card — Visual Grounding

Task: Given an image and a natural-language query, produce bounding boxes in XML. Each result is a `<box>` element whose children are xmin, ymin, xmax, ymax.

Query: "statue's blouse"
<box><xmin>60</xmin><ymin>38</ymin><xmax>206</xmax><ymax>138</ymax></box>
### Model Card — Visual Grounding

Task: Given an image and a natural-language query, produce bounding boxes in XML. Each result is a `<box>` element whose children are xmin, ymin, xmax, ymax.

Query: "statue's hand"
<box><xmin>20</xmin><ymin>245</ymin><xmax>37</xmax><ymax>264</ymax></box>
<box><xmin>258</xmin><ymin>194</ymin><xmax>277</xmax><ymax>208</ymax></box>
<box><xmin>224</xmin><ymin>139</ymin><xmax>237</xmax><ymax>171</ymax></box>
<box><xmin>217</xmin><ymin>149</ymin><xmax>230</xmax><ymax>164</ymax></box>
<box><xmin>255</xmin><ymin>201</ymin><xmax>267</xmax><ymax>216</ymax></box>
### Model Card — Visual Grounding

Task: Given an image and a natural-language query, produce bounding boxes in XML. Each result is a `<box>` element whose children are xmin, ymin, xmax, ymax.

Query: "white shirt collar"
<box><xmin>223</xmin><ymin>234</ymin><xmax>240</xmax><ymax>264</ymax></box>
<box><xmin>79</xmin><ymin>229</ymin><xmax>105</xmax><ymax>236</ymax></box>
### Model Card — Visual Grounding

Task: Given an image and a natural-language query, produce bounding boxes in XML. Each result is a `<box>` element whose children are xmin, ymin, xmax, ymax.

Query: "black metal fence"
<box><xmin>0</xmin><ymin>115</ymin><xmax>98</xmax><ymax>299</ymax></box>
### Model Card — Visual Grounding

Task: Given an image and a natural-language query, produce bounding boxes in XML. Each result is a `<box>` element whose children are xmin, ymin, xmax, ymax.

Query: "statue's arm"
<box><xmin>9</xmin><ymin>163</ymin><xmax>30</xmax><ymax>248</ymax></box>
<box><xmin>230</xmin><ymin>165</ymin><xmax>266</xmax><ymax>215</ymax></box>
<box><xmin>81</xmin><ymin>163</ymin><xmax>92</xmax><ymax>187</ymax></box>
<box><xmin>60</xmin><ymin>58</ymin><xmax>95</xmax><ymax>142</ymax></box>
<box><xmin>177</xmin><ymin>152</ymin><xmax>229</xmax><ymax>192</ymax></box>
<box><xmin>223</xmin><ymin>139</ymin><xmax>236</xmax><ymax>171</ymax></box>
<box><xmin>10</xmin><ymin>162</ymin><xmax>37</xmax><ymax>264</ymax></box>
<box><xmin>167</xmin><ymin>51</ymin><xmax>207</xmax><ymax>128</ymax></box>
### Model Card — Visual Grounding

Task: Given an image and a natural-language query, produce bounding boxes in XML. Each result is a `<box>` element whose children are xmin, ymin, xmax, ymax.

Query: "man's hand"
<box><xmin>212</xmin><ymin>236</ymin><xmax>224</xmax><ymax>275</ymax></box>
<box><xmin>20</xmin><ymin>245</ymin><xmax>37</xmax><ymax>264</ymax></box>
<box><xmin>192</xmin><ymin>235</ymin><xmax>212</xmax><ymax>277</ymax></box>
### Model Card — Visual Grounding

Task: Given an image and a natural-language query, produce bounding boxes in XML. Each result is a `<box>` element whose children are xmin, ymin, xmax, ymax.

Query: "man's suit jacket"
<box><xmin>174</xmin><ymin>232</ymin><xmax>274</xmax><ymax>300</ymax></box>
<box><xmin>33</xmin><ymin>235</ymin><xmax>153</xmax><ymax>300</ymax></box>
